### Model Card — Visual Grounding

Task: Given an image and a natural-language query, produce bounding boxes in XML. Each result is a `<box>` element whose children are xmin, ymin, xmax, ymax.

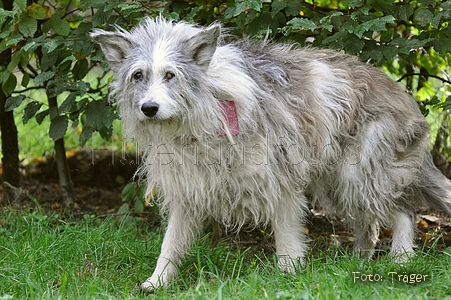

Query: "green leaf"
<box><xmin>49</xmin><ymin>115</ymin><xmax>68</xmax><ymax>140</ymax></box>
<box><xmin>5</xmin><ymin>34</ymin><xmax>24</xmax><ymax>47</ymax></box>
<box><xmin>389</xmin><ymin>38</ymin><xmax>434</xmax><ymax>54</ymax></box>
<box><xmin>49</xmin><ymin>106</ymin><xmax>58</xmax><ymax>120</ymax></box>
<box><xmin>58</xmin><ymin>55</ymin><xmax>76</xmax><ymax>67</ymax></box>
<box><xmin>285</xmin><ymin>0</ymin><xmax>303</xmax><ymax>17</ymax></box>
<box><xmin>18</xmin><ymin>17</ymin><xmax>37</xmax><ymax>37</ymax></box>
<box><xmin>254</xmin><ymin>12</ymin><xmax>279</xmax><ymax>36</ymax></box>
<box><xmin>2</xmin><ymin>73</ymin><xmax>17</xmax><ymax>97</ymax></box>
<box><xmin>59</xmin><ymin>92</ymin><xmax>77</xmax><ymax>113</ymax></box>
<box><xmin>79</xmin><ymin>125</ymin><xmax>94</xmax><ymax>146</ymax></box>
<box><xmin>247</xmin><ymin>0</ymin><xmax>262</xmax><ymax>12</ymax></box>
<box><xmin>379</xmin><ymin>28</ymin><xmax>394</xmax><ymax>43</ymax></box>
<box><xmin>21</xmin><ymin>72</ymin><xmax>30</xmax><ymax>87</ymax></box>
<box><xmin>40</xmin><ymin>52</ymin><xmax>58</xmax><ymax>71</ymax></box>
<box><xmin>0</xmin><ymin>71</ymin><xmax>7</xmax><ymax>85</ymax></box>
<box><xmin>7</xmin><ymin>51</ymin><xmax>21</xmax><ymax>72</ymax></box>
<box><xmin>137</xmin><ymin>184</ymin><xmax>146</xmax><ymax>200</ymax></box>
<box><xmin>368</xmin><ymin>50</ymin><xmax>383</xmax><ymax>63</ymax></box>
<box><xmin>398</xmin><ymin>4</ymin><xmax>414</xmax><ymax>22</ymax></box>
<box><xmin>322</xmin><ymin>31</ymin><xmax>347</xmax><ymax>45</ymax></box>
<box><xmin>381</xmin><ymin>46</ymin><xmax>399</xmax><ymax>60</ymax></box>
<box><xmin>271</xmin><ymin>0</ymin><xmax>287</xmax><ymax>14</ymax></box>
<box><xmin>419</xmin><ymin>0</ymin><xmax>436</xmax><ymax>7</ymax></box>
<box><xmin>13</xmin><ymin>0</ymin><xmax>27</xmax><ymax>13</ymax></box>
<box><xmin>319</xmin><ymin>12</ymin><xmax>343</xmax><ymax>32</ymax></box>
<box><xmin>432</xmin><ymin>32</ymin><xmax>451</xmax><ymax>53</ymax></box>
<box><xmin>51</xmin><ymin>9</ymin><xmax>66</xmax><ymax>20</ymax></box>
<box><xmin>43</xmin><ymin>39</ymin><xmax>60</xmax><ymax>53</ymax></box>
<box><xmin>117</xmin><ymin>203</ymin><xmax>130</xmax><ymax>214</ymax></box>
<box><xmin>287</xmin><ymin>17</ymin><xmax>317</xmax><ymax>31</ymax></box>
<box><xmin>4</xmin><ymin>95</ymin><xmax>25</xmax><ymax>112</ymax></box>
<box><xmin>53</xmin><ymin>19</ymin><xmax>71</xmax><ymax>36</ymax></box>
<box><xmin>0</xmin><ymin>38</ymin><xmax>7</xmax><ymax>53</ymax></box>
<box><xmin>72</xmin><ymin>59</ymin><xmax>89</xmax><ymax>80</ymax></box>
<box><xmin>414</xmin><ymin>8</ymin><xmax>433</xmax><ymax>28</ymax></box>
<box><xmin>44</xmin><ymin>19</ymin><xmax>71</xmax><ymax>36</ymax></box>
<box><xmin>92</xmin><ymin>7</ymin><xmax>110</xmax><ymax>27</ymax></box>
<box><xmin>34</xmin><ymin>71</ymin><xmax>54</xmax><ymax>85</ymax></box>
<box><xmin>19</xmin><ymin>50</ymin><xmax>29</xmax><ymax>68</ymax></box>
<box><xmin>98</xmin><ymin>125</ymin><xmax>113</xmax><ymax>140</ymax></box>
<box><xmin>432</xmin><ymin>12</ymin><xmax>443</xmax><ymax>29</ymax></box>
<box><xmin>103</xmin><ymin>106</ymin><xmax>116</xmax><ymax>129</ymax></box>
<box><xmin>72</xmin><ymin>81</ymin><xmax>88</xmax><ymax>96</ymax></box>
<box><xmin>343</xmin><ymin>0</ymin><xmax>364</xmax><ymax>8</ymax></box>
<box><xmin>233</xmin><ymin>1</ymin><xmax>247</xmax><ymax>17</ymax></box>
<box><xmin>27</xmin><ymin>3</ymin><xmax>46</xmax><ymax>20</ymax></box>
<box><xmin>343</xmin><ymin>34</ymin><xmax>365</xmax><ymax>54</ymax></box>
<box><xmin>23</xmin><ymin>101</ymin><xmax>42</xmax><ymax>123</ymax></box>
<box><xmin>121</xmin><ymin>182</ymin><xmax>137</xmax><ymax>202</ymax></box>
<box><xmin>0</xmin><ymin>9</ymin><xmax>16</xmax><ymax>27</ymax></box>
<box><xmin>134</xmin><ymin>198</ymin><xmax>144</xmax><ymax>212</ymax></box>
<box><xmin>184</xmin><ymin>6</ymin><xmax>204</xmax><ymax>22</ymax></box>
<box><xmin>85</xmin><ymin>100</ymin><xmax>108</xmax><ymax>130</ymax></box>
<box><xmin>23</xmin><ymin>41</ymin><xmax>38</xmax><ymax>53</ymax></box>
<box><xmin>36</xmin><ymin>109</ymin><xmax>49</xmax><ymax>124</ymax></box>
<box><xmin>353</xmin><ymin>15</ymin><xmax>395</xmax><ymax>38</ymax></box>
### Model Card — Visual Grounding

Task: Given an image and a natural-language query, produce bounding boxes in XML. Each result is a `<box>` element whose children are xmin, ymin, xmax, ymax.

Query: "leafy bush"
<box><xmin>1</xmin><ymin>0</ymin><xmax>451</xmax><ymax>202</ymax></box>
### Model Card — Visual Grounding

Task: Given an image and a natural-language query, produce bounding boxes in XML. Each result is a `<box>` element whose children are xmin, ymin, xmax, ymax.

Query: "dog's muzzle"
<box><xmin>141</xmin><ymin>102</ymin><xmax>159</xmax><ymax>118</ymax></box>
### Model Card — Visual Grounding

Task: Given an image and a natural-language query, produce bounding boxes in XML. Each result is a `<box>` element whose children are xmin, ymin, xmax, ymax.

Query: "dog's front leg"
<box><xmin>142</xmin><ymin>207</ymin><xmax>202</xmax><ymax>291</ymax></box>
<box><xmin>273</xmin><ymin>200</ymin><xmax>308</xmax><ymax>273</ymax></box>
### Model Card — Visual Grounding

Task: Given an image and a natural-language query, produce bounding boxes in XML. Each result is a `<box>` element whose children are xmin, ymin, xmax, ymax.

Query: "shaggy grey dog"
<box><xmin>91</xmin><ymin>17</ymin><xmax>451</xmax><ymax>290</ymax></box>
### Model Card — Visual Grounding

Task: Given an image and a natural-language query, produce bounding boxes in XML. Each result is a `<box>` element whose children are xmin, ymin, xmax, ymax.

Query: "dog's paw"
<box><xmin>390</xmin><ymin>249</ymin><xmax>415</xmax><ymax>263</ymax></box>
<box><xmin>278</xmin><ymin>255</ymin><xmax>304</xmax><ymax>274</ymax></box>
<box><xmin>141</xmin><ymin>275</ymin><xmax>167</xmax><ymax>292</ymax></box>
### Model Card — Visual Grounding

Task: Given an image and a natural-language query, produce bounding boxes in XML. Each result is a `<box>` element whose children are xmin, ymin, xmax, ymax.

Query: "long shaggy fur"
<box><xmin>91</xmin><ymin>17</ymin><xmax>451</xmax><ymax>290</ymax></box>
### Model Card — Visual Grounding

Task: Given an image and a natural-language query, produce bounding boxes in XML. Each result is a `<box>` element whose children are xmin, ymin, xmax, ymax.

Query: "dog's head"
<box><xmin>90</xmin><ymin>18</ymin><xmax>221</xmax><ymax>124</ymax></box>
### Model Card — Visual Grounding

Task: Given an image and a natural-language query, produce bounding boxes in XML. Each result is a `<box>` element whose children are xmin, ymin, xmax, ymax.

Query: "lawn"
<box><xmin>1</xmin><ymin>208</ymin><xmax>450</xmax><ymax>299</ymax></box>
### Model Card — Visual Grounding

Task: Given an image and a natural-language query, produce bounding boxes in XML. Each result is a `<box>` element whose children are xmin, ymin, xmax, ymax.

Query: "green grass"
<box><xmin>1</xmin><ymin>208</ymin><xmax>451</xmax><ymax>299</ymax></box>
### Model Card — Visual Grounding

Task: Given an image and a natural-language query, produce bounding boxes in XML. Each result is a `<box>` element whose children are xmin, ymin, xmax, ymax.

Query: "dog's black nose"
<box><xmin>141</xmin><ymin>102</ymin><xmax>159</xmax><ymax>117</ymax></box>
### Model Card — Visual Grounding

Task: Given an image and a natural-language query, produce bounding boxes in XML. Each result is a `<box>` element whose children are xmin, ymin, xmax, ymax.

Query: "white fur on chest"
<box><xmin>142</xmin><ymin>135</ymin><xmax>301</xmax><ymax>229</ymax></box>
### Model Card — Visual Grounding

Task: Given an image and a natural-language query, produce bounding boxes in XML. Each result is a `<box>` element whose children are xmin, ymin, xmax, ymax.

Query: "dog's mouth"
<box><xmin>139</xmin><ymin>116</ymin><xmax>176</xmax><ymax>124</ymax></box>
<box><xmin>139</xmin><ymin>112</ymin><xmax>179</xmax><ymax>128</ymax></box>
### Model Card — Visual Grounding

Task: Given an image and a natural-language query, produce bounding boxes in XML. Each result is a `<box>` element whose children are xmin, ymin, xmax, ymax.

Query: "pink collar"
<box><xmin>218</xmin><ymin>100</ymin><xmax>240</xmax><ymax>136</ymax></box>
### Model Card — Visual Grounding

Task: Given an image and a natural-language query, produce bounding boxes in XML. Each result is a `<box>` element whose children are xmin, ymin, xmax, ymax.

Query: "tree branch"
<box><xmin>397</xmin><ymin>73</ymin><xmax>451</xmax><ymax>85</ymax></box>
<box><xmin>14</xmin><ymin>85</ymin><xmax>45</xmax><ymax>93</ymax></box>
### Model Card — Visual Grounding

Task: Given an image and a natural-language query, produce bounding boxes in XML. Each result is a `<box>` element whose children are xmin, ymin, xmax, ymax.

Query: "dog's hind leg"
<box><xmin>141</xmin><ymin>206</ymin><xmax>203</xmax><ymax>291</ymax></box>
<box><xmin>272</xmin><ymin>194</ymin><xmax>308</xmax><ymax>273</ymax></box>
<box><xmin>419</xmin><ymin>152</ymin><xmax>451</xmax><ymax>215</ymax></box>
<box><xmin>351</xmin><ymin>221</ymin><xmax>379</xmax><ymax>259</ymax></box>
<box><xmin>389</xmin><ymin>210</ymin><xmax>415</xmax><ymax>262</ymax></box>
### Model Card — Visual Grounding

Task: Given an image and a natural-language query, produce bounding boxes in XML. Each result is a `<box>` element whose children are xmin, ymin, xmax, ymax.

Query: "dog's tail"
<box><xmin>419</xmin><ymin>153</ymin><xmax>451</xmax><ymax>216</ymax></box>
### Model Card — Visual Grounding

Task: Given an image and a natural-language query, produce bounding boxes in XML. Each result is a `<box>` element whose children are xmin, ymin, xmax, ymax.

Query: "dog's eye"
<box><xmin>164</xmin><ymin>72</ymin><xmax>175</xmax><ymax>81</ymax></box>
<box><xmin>133</xmin><ymin>71</ymin><xmax>143</xmax><ymax>81</ymax></box>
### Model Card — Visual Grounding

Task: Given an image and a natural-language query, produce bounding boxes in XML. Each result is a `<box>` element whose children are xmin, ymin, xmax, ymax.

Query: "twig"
<box><xmin>94</xmin><ymin>211</ymin><xmax>155</xmax><ymax>219</ymax></box>
<box><xmin>397</xmin><ymin>73</ymin><xmax>451</xmax><ymax>85</ymax></box>
<box><xmin>14</xmin><ymin>86</ymin><xmax>45</xmax><ymax>93</ymax></box>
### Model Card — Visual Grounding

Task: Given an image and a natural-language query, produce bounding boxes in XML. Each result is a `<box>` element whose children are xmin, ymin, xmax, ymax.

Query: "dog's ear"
<box><xmin>185</xmin><ymin>25</ymin><xmax>221</xmax><ymax>70</ymax></box>
<box><xmin>90</xmin><ymin>30</ymin><xmax>132</xmax><ymax>72</ymax></box>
